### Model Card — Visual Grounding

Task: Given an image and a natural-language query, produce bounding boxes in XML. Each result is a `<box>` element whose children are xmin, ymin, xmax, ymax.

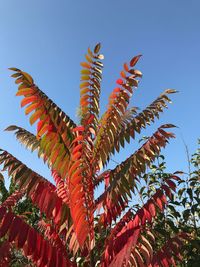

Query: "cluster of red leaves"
<box><xmin>0</xmin><ymin>207</ymin><xmax>74</xmax><ymax>267</ymax></box>
<box><xmin>102</xmin><ymin>176</ymin><xmax>181</xmax><ymax>267</ymax></box>
<box><xmin>52</xmin><ymin>170</ymin><xmax>69</xmax><ymax>205</ymax></box>
<box><xmin>150</xmin><ymin>233</ymin><xmax>189</xmax><ymax>267</ymax></box>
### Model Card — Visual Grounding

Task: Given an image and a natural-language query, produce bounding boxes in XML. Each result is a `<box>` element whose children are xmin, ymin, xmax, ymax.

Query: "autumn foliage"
<box><xmin>0</xmin><ymin>44</ymin><xmax>189</xmax><ymax>266</ymax></box>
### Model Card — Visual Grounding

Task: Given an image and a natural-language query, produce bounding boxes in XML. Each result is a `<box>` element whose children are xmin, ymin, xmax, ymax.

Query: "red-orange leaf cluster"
<box><xmin>0</xmin><ymin>45</ymin><xmax>187</xmax><ymax>266</ymax></box>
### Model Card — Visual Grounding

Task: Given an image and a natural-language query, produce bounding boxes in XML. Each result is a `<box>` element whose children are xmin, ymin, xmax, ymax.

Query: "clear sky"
<box><xmin>0</xmin><ymin>0</ymin><xmax>199</xmax><ymax>188</ymax></box>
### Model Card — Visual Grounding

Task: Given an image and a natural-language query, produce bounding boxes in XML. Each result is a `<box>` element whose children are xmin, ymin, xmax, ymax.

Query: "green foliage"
<box><xmin>0</xmin><ymin>173</ymin><xmax>39</xmax><ymax>266</ymax></box>
<box><xmin>137</xmin><ymin>139</ymin><xmax>200</xmax><ymax>266</ymax></box>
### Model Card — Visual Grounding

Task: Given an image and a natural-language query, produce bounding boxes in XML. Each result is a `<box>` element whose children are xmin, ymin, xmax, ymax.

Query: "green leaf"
<box><xmin>187</xmin><ymin>188</ymin><xmax>193</xmax><ymax>200</ymax></box>
<box><xmin>183</xmin><ymin>209</ymin><xmax>191</xmax><ymax>220</ymax></box>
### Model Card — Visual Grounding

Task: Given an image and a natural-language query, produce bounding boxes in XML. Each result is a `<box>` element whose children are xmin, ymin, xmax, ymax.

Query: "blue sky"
<box><xmin>0</xmin><ymin>0</ymin><xmax>199</xmax><ymax>188</ymax></box>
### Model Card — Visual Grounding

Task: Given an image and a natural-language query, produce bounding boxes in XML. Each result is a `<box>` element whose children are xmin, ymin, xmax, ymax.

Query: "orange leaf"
<box><xmin>72</xmin><ymin>144</ymin><xmax>83</xmax><ymax>154</ymax></box>
<box><xmin>71</xmin><ymin>168</ymin><xmax>82</xmax><ymax>180</ymax></box>
<box><xmin>30</xmin><ymin>110</ymin><xmax>44</xmax><ymax>125</ymax></box>
<box><xmin>81</xmin><ymin>69</ymin><xmax>91</xmax><ymax>75</ymax></box>
<box><xmin>85</xmin><ymin>54</ymin><xmax>93</xmax><ymax>63</ymax></box>
<box><xmin>80</xmin><ymin>88</ymin><xmax>90</xmax><ymax>96</ymax></box>
<box><xmin>123</xmin><ymin>63</ymin><xmax>129</xmax><ymax>72</ymax></box>
<box><xmin>71</xmin><ymin>173</ymin><xmax>82</xmax><ymax>184</ymax></box>
<box><xmin>37</xmin><ymin>123</ymin><xmax>49</xmax><ymax>137</ymax></box>
<box><xmin>113</xmin><ymin>87</ymin><xmax>121</xmax><ymax>93</ymax></box>
<box><xmin>72</xmin><ymin>151</ymin><xmax>82</xmax><ymax>161</ymax></box>
<box><xmin>120</xmin><ymin>71</ymin><xmax>126</xmax><ymax>79</ymax></box>
<box><xmin>80</xmin><ymin>82</ymin><xmax>90</xmax><ymax>89</ymax></box>
<box><xmin>21</xmin><ymin>96</ymin><xmax>38</xmax><ymax>107</ymax></box>
<box><xmin>16</xmin><ymin>88</ymin><xmax>36</xmax><ymax>96</ymax></box>
<box><xmin>25</xmin><ymin>102</ymin><xmax>42</xmax><ymax>115</ymax></box>
<box><xmin>80</xmin><ymin>62</ymin><xmax>91</xmax><ymax>69</ymax></box>
<box><xmin>68</xmin><ymin>161</ymin><xmax>81</xmax><ymax>176</ymax></box>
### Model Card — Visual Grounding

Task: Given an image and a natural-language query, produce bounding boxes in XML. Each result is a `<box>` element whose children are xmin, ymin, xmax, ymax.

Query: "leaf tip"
<box><xmin>94</xmin><ymin>43</ymin><xmax>101</xmax><ymax>54</ymax></box>
<box><xmin>4</xmin><ymin>125</ymin><xmax>17</xmax><ymax>132</ymax></box>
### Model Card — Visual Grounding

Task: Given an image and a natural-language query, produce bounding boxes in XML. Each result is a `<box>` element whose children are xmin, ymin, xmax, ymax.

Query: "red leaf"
<box><xmin>155</xmin><ymin>196</ymin><xmax>163</xmax><ymax>210</ymax></box>
<box><xmin>109</xmin><ymin>227</ymin><xmax>140</xmax><ymax>267</ymax></box>
<box><xmin>41</xmin><ymin>239</ymin><xmax>49</xmax><ymax>265</ymax></box>
<box><xmin>72</xmin><ymin>126</ymin><xmax>85</xmax><ymax>132</ymax></box>
<box><xmin>37</xmin><ymin>120</ymin><xmax>45</xmax><ymax>133</ymax></box>
<box><xmin>0</xmin><ymin>206</ymin><xmax>6</xmax><ymax>221</ymax></box>
<box><xmin>27</xmin><ymin>227</ymin><xmax>37</xmax><ymax>255</ymax></box>
<box><xmin>9</xmin><ymin>216</ymin><xmax>22</xmax><ymax>242</ymax></box>
<box><xmin>130</xmin><ymin>54</ymin><xmax>142</xmax><ymax>67</ymax></box>
<box><xmin>49</xmin><ymin>246</ymin><xmax>56</xmax><ymax>267</ymax></box>
<box><xmin>132</xmin><ymin>214</ymin><xmax>140</xmax><ymax>228</ymax></box>
<box><xmin>160</xmin><ymin>194</ymin><xmax>167</xmax><ymax>204</ymax></box>
<box><xmin>87</xmin><ymin>114</ymin><xmax>95</xmax><ymax>124</ymax></box>
<box><xmin>113</xmin><ymin>88</ymin><xmax>121</xmax><ymax>95</ymax></box>
<box><xmin>53</xmin><ymin>199</ymin><xmax>63</xmax><ymax>225</ymax></box>
<box><xmin>37</xmin><ymin>123</ymin><xmax>49</xmax><ymax>137</ymax></box>
<box><xmin>171</xmin><ymin>174</ymin><xmax>181</xmax><ymax>181</ymax></box>
<box><xmin>17</xmin><ymin>221</ymin><xmax>29</xmax><ymax>248</ymax></box>
<box><xmin>147</xmin><ymin>200</ymin><xmax>156</xmax><ymax>217</ymax></box>
<box><xmin>0</xmin><ymin>241</ymin><xmax>11</xmax><ymax>264</ymax></box>
<box><xmin>72</xmin><ymin>151</ymin><xmax>82</xmax><ymax>161</ymax></box>
<box><xmin>48</xmin><ymin>124</ymin><xmax>54</xmax><ymax>132</ymax></box>
<box><xmin>0</xmin><ymin>212</ymin><xmax>14</xmax><ymax>238</ymax></box>
<box><xmin>32</xmin><ymin>182</ymin><xmax>46</xmax><ymax>203</ymax></box>
<box><xmin>153</xmin><ymin>190</ymin><xmax>164</xmax><ymax>210</ymax></box>
<box><xmin>143</xmin><ymin>206</ymin><xmax>152</xmax><ymax>223</ymax></box>
<box><xmin>161</xmin><ymin>257</ymin><xmax>170</xmax><ymax>267</ymax></box>
<box><xmin>56</xmin><ymin>251</ymin><xmax>63</xmax><ymax>267</ymax></box>
<box><xmin>34</xmin><ymin>234</ymin><xmax>43</xmax><ymax>261</ymax></box>
<box><xmin>161</xmin><ymin>184</ymin><xmax>172</xmax><ymax>199</ymax></box>
<box><xmin>41</xmin><ymin>190</ymin><xmax>52</xmax><ymax>216</ymax></box>
<box><xmin>116</xmin><ymin>78</ymin><xmax>123</xmax><ymax>85</ymax></box>
<box><xmin>72</xmin><ymin>135</ymin><xmax>84</xmax><ymax>144</ymax></box>
<box><xmin>165</xmin><ymin>179</ymin><xmax>176</xmax><ymax>192</ymax></box>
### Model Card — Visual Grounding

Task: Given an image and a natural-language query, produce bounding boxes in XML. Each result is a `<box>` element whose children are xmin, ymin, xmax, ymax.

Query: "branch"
<box><xmin>79</xmin><ymin>43</ymin><xmax>104</xmax><ymax>133</ymax></box>
<box><xmin>93</xmin><ymin>55</ymin><xmax>142</xmax><ymax>169</ymax></box>
<box><xmin>95</xmin><ymin>125</ymin><xmax>175</xmax><ymax>225</ymax></box>
<box><xmin>10</xmin><ymin>68</ymin><xmax>77</xmax><ymax>178</ymax></box>
<box><xmin>110</xmin><ymin>89</ymin><xmax>177</xmax><ymax>157</ymax></box>
<box><xmin>0</xmin><ymin>149</ymin><xmax>70</xmax><ymax>227</ymax></box>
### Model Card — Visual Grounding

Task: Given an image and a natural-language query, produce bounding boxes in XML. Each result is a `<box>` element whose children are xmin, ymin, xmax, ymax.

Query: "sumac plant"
<box><xmin>0</xmin><ymin>44</ymin><xmax>188</xmax><ymax>266</ymax></box>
